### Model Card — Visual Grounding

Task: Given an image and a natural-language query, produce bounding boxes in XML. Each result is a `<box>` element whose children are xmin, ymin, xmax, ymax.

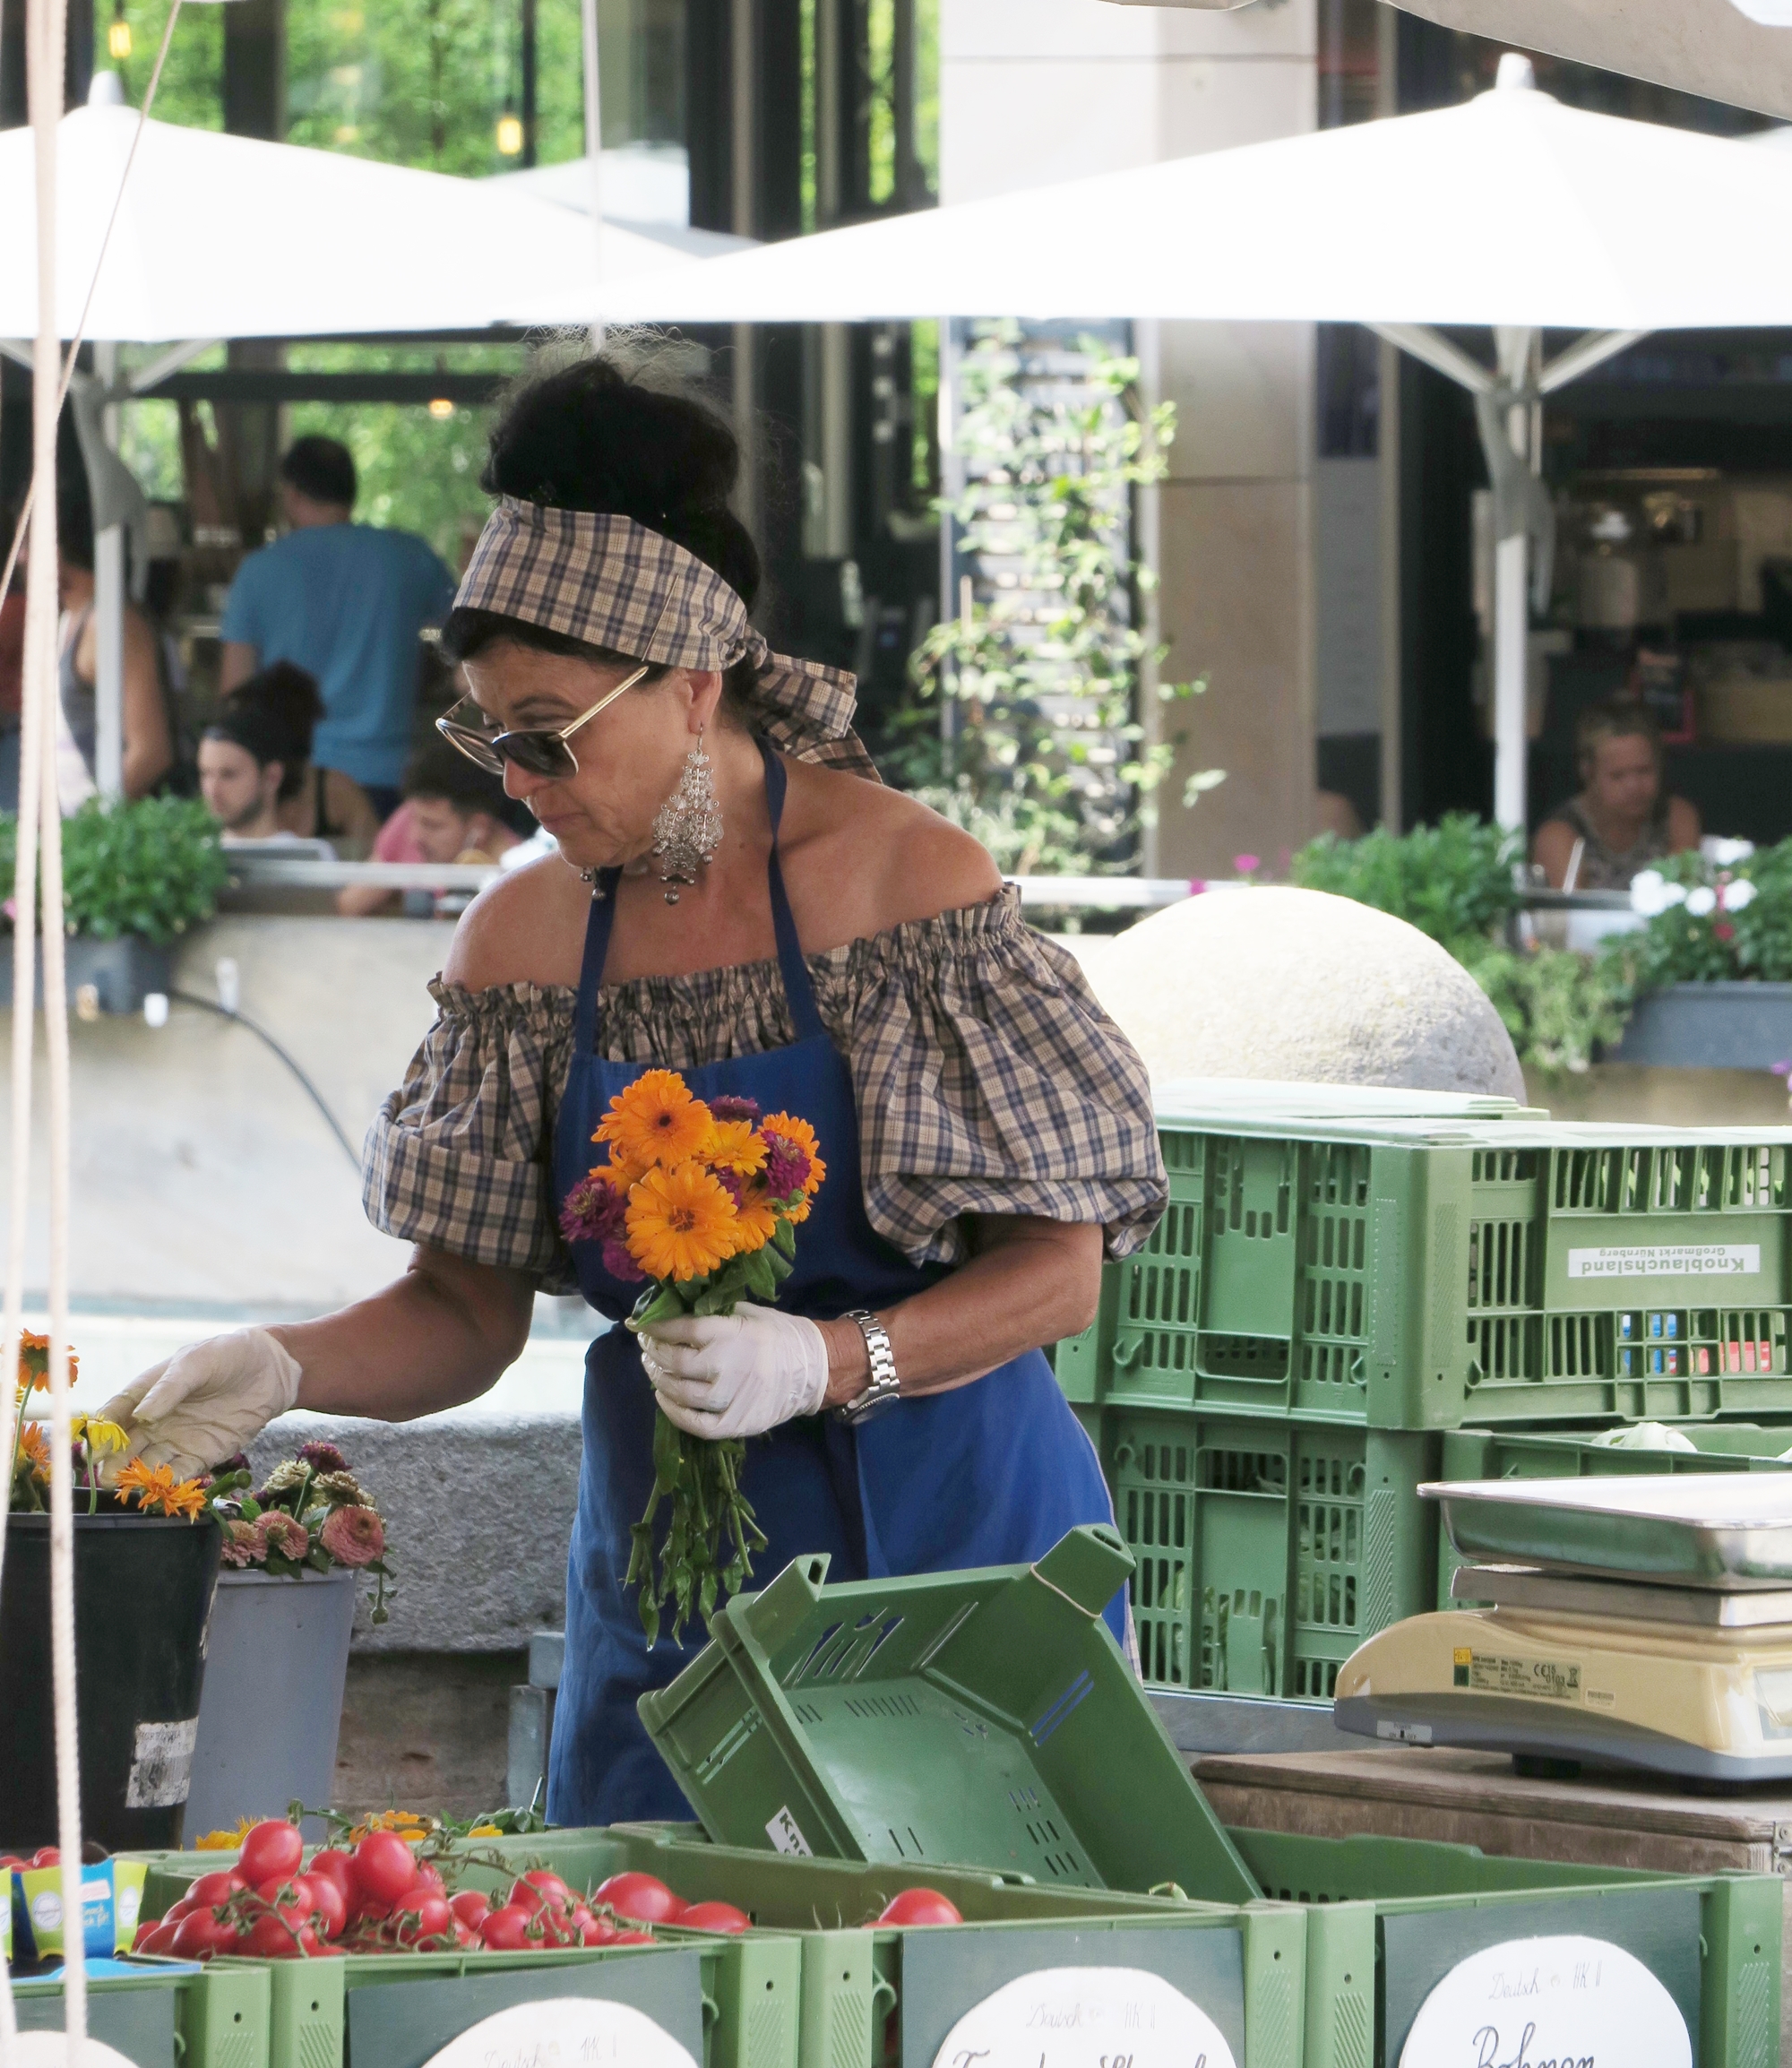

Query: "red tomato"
<box><xmin>134</xmin><ymin>1920</ymin><xmax>180</xmax><ymax>1958</ymax></box>
<box><xmin>0</xmin><ymin>1855</ymin><xmax>29</xmax><ymax>1871</ymax></box>
<box><xmin>581</xmin><ymin>1913</ymin><xmax>617</xmax><ymax>1947</ymax></box>
<box><xmin>590</xmin><ymin>1873</ymin><xmax>684</xmax><ymax>1924</ymax></box>
<box><xmin>306</xmin><ymin>1850</ymin><xmax>358</xmax><ymax>1901</ymax></box>
<box><xmin>163</xmin><ymin>1896</ymin><xmax>198</xmax><ymax>1925</ymax></box>
<box><xmin>243</xmin><ymin>1912</ymin><xmax>298</xmax><ymax>1959</ymax></box>
<box><xmin>171</xmin><ymin>1910</ymin><xmax>239</xmax><ymax>1961</ymax></box>
<box><xmin>187</xmin><ymin>1872</ymin><xmax>243</xmax><ymax>1909</ymax></box>
<box><xmin>611</xmin><ymin>1929</ymin><xmax>655</xmax><ymax>1944</ymax></box>
<box><xmin>874</xmin><ymin>1888</ymin><xmax>962</xmax><ymax>1927</ymax></box>
<box><xmin>393</xmin><ymin>1892</ymin><xmax>452</xmax><ymax>1944</ymax></box>
<box><xmin>254</xmin><ymin>1878</ymin><xmax>312</xmax><ymax>1928</ymax></box>
<box><xmin>512</xmin><ymin>1870</ymin><xmax>573</xmax><ymax>1915</ymax></box>
<box><xmin>30</xmin><ymin>1848</ymin><xmax>58</xmax><ymax>1869</ymax></box>
<box><xmin>353</xmin><ymin>1831</ymin><xmax>418</xmax><ymax>1906</ymax></box>
<box><xmin>238</xmin><ymin>1821</ymin><xmax>305</xmax><ymax>1888</ymax></box>
<box><xmin>297</xmin><ymin>1874</ymin><xmax>348</xmax><ymax>1941</ymax></box>
<box><xmin>449</xmin><ymin>1891</ymin><xmax>491</xmax><ymax>1930</ymax></box>
<box><xmin>409</xmin><ymin>1860</ymin><xmax>445</xmax><ymax>1893</ymax></box>
<box><xmin>676</xmin><ymin>1901</ymin><xmax>752</xmax><ymax>1935</ymax></box>
<box><xmin>478</xmin><ymin>1903</ymin><xmax>539</xmax><ymax>1952</ymax></box>
<box><xmin>453</xmin><ymin>1922</ymin><xmax>479</xmax><ymax>1950</ymax></box>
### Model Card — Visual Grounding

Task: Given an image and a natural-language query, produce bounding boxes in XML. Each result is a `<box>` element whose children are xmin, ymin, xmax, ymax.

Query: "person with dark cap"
<box><xmin>219</xmin><ymin>435</ymin><xmax>456</xmax><ymax>820</ymax></box>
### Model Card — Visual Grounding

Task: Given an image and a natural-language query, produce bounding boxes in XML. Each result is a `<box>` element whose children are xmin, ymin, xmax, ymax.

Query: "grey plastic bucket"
<box><xmin>184</xmin><ymin>1566</ymin><xmax>357</xmax><ymax>1837</ymax></box>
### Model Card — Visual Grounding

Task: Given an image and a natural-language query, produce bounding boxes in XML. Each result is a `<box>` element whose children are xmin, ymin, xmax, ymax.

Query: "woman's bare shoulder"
<box><xmin>783</xmin><ymin>762</ymin><xmax>1003</xmax><ymax>940</ymax></box>
<box><xmin>442</xmin><ymin>851</ymin><xmax>589</xmax><ymax>991</ymax></box>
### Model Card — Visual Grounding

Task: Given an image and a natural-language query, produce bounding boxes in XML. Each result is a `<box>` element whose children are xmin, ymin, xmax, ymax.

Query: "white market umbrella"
<box><xmin>491</xmin><ymin>151</ymin><xmax>755</xmax><ymax>262</ymax></box>
<box><xmin>594</xmin><ymin>58</ymin><xmax>1792</xmax><ymax>832</ymax></box>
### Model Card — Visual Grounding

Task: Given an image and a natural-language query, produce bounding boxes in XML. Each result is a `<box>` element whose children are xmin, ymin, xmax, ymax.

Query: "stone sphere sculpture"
<box><xmin>1082</xmin><ymin>886</ymin><xmax>1525</xmax><ymax>1099</ymax></box>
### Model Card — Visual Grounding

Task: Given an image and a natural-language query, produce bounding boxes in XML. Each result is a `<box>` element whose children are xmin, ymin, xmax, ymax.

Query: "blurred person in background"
<box><xmin>57</xmin><ymin>501</ymin><xmax>177</xmax><ymax>804</ymax></box>
<box><xmin>338</xmin><ymin>734</ymin><xmax>530</xmax><ymax>915</ymax></box>
<box><xmin>1532</xmin><ymin>702</ymin><xmax>1702</xmax><ymax>891</ymax></box>
<box><xmin>220</xmin><ymin>436</ymin><xmax>456</xmax><ymax>821</ymax></box>
<box><xmin>199</xmin><ymin>661</ymin><xmax>325</xmax><ymax>845</ymax></box>
<box><xmin>0</xmin><ymin>529</ymin><xmax>21</xmax><ymax>814</ymax></box>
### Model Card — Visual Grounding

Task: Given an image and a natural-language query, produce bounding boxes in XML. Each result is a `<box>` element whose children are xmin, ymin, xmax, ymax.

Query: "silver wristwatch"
<box><xmin>834</xmin><ymin>1308</ymin><xmax>900</xmax><ymax>1425</ymax></box>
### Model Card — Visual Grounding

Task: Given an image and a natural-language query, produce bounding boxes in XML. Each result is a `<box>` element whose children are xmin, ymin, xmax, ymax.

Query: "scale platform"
<box><xmin>1335</xmin><ymin>1477</ymin><xmax>1792</xmax><ymax>1782</ymax></box>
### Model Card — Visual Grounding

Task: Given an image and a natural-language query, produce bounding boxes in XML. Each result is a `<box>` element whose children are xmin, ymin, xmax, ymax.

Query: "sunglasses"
<box><xmin>436</xmin><ymin>663</ymin><xmax>652</xmax><ymax>780</ymax></box>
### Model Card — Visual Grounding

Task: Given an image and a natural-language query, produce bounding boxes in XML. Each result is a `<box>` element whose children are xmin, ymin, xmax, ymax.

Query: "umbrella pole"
<box><xmin>1488</xmin><ymin>326</ymin><xmax>1538</xmax><ymax>837</ymax></box>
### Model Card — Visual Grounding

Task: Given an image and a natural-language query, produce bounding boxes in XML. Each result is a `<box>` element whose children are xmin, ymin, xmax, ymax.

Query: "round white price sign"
<box><xmin>931</xmin><ymin>1966</ymin><xmax>1239</xmax><ymax>2068</ymax></box>
<box><xmin>1400</xmin><ymin>1935</ymin><xmax>1691</xmax><ymax>2068</ymax></box>
<box><xmin>418</xmin><ymin>1997</ymin><xmax>696</xmax><ymax>2068</ymax></box>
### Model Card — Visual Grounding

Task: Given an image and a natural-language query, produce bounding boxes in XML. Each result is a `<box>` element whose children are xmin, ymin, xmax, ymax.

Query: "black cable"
<box><xmin>168</xmin><ymin>988</ymin><xmax>362</xmax><ymax>1172</ymax></box>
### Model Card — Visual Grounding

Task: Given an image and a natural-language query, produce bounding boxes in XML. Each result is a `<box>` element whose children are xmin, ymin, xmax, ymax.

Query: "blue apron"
<box><xmin>547</xmin><ymin>740</ymin><xmax>1124</xmax><ymax>1825</ymax></box>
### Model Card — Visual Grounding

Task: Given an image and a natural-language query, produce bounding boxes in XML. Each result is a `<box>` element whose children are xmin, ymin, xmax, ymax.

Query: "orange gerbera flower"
<box><xmin>625</xmin><ymin>1162</ymin><xmax>740</xmax><ymax>1282</ymax></box>
<box><xmin>704</xmin><ymin>1119</ymin><xmax>768</xmax><ymax>1178</ymax></box>
<box><xmin>16</xmin><ymin>1331</ymin><xmax>76</xmax><ymax>1392</ymax></box>
<box><xmin>597</xmin><ymin>1070</ymin><xmax>714</xmax><ymax>1173</ymax></box>
<box><xmin>15</xmin><ymin>1419</ymin><xmax>49</xmax><ymax>1476</ymax></box>
<box><xmin>727</xmin><ymin>1181</ymin><xmax>780</xmax><ymax>1255</ymax></box>
<box><xmin>161</xmin><ymin>1478</ymin><xmax>209</xmax><ymax>1521</ymax></box>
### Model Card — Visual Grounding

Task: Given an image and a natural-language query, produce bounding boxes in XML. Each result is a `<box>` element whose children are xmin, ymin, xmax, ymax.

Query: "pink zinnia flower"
<box><xmin>259</xmin><ymin>1512</ymin><xmax>310</xmax><ymax>1562</ymax></box>
<box><xmin>600</xmin><ymin>1236</ymin><xmax>646</xmax><ymax>1284</ymax></box>
<box><xmin>763</xmin><ymin>1142</ymin><xmax>811</xmax><ymax>1198</ymax></box>
<box><xmin>220</xmin><ymin>1519</ymin><xmax>263</xmax><ymax>1569</ymax></box>
<box><xmin>560</xmin><ymin>1171</ymin><xmax>628</xmax><ymax>1246</ymax></box>
<box><xmin>320</xmin><ymin>1504</ymin><xmax>385</xmax><ymax>1568</ymax></box>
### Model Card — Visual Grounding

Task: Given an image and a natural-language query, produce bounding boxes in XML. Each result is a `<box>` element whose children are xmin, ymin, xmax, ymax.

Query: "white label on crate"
<box><xmin>932</xmin><ymin>1968</ymin><xmax>1237</xmax><ymax>2068</ymax></box>
<box><xmin>1565</xmin><ymin>1241</ymin><xmax>1761</xmax><ymax>1280</ymax></box>
<box><xmin>125</xmin><ymin>1717</ymin><xmax>197</xmax><ymax>1807</ymax></box>
<box><xmin>764</xmin><ymin>1805</ymin><xmax>812</xmax><ymax>1857</ymax></box>
<box><xmin>1399</xmin><ymin>1935</ymin><xmax>1690</xmax><ymax>2068</ymax></box>
<box><xmin>419</xmin><ymin>1999</ymin><xmax>695</xmax><ymax>2068</ymax></box>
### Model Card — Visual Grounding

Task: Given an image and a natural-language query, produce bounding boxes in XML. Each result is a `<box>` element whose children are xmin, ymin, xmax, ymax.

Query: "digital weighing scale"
<box><xmin>1333</xmin><ymin>1476</ymin><xmax>1792</xmax><ymax>1782</ymax></box>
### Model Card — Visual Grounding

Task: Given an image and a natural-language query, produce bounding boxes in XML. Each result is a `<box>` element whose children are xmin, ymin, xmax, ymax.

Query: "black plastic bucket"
<box><xmin>0</xmin><ymin>1513</ymin><xmax>221</xmax><ymax>1851</ymax></box>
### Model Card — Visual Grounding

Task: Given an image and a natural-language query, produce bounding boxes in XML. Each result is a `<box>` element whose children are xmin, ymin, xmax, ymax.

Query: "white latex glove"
<box><xmin>98</xmin><ymin>1327</ymin><xmax>303</xmax><ymax>1482</ymax></box>
<box><xmin>638</xmin><ymin>1305</ymin><xmax>830</xmax><ymax>1438</ymax></box>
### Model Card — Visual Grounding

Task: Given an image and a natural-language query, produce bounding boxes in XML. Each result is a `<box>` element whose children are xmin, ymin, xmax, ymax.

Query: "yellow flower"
<box><xmin>348</xmin><ymin>1809</ymin><xmax>433</xmax><ymax>1844</ymax></box>
<box><xmin>704</xmin><ymin>1119</ymin><xmax>767</xmax><ymax>1178</ymax></box>
<box><xmin>194</xmin><ymin>1820</ymin><xmax>254</xmax><ymax>1850</ymax></box>
<box><xmin>597</xmin><ymin>1069</ymin><xmax>714</xmax><ymax>1173</ymax></box>
<box><xmin>625</xmin><ymin>1162</ymin><xmax>741</xmax><ymax>1282</ymax></box>
<box><xmin>467</xmin><ymin>1822</ymin><xmax>503</xmax><ymax>1838</ymax></box>
<box><xmin>82</xmin><ymin>1418</ymin><xmax>129</xmax><ymax>1457</ymax></box>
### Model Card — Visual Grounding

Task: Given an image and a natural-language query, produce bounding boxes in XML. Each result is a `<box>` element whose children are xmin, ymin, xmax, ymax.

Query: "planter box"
<box><xmin>1615</xmin><ymin>981</ymin><xmax>1792</xmax><ymax>1068</ymax></box>
<box><xmin>0</xmin><ymin>934</ymin><xmax>174</xmax><ymax>1015</ymax></box>
<box><xmin>185</xmin><ymin>1567</ymin><xmax>358</xmax><ymax>1840</ymax></box>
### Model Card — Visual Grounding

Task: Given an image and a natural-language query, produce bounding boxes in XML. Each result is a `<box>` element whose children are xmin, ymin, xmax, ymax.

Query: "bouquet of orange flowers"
<box><xmin>10</xmin><ymin>1331</ymin><xmax>207</xmax><ymax>1520</ymax></box>
<box><xmin>560</xmin><ymin>1070</ymin><xmax>826</xmax><ymax>1645</ymax></box>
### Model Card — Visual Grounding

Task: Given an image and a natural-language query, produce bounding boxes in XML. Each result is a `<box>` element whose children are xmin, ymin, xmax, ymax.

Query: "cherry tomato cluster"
<box><xmin>0</xmin><ymin>1848</ymin><xmax>68</xmax><ymax>1872</ymax></box>
<box><xmin>128</xmin><ymin>1820</ymin><xmax>962</xmax><ymax>1963</ymax></box>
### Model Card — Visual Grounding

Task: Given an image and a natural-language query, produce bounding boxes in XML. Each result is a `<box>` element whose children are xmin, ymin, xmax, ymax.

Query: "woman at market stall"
<box><xmin>101</xmin><ymin>354</ymin><xmax>1167</xmax><ymax>1823</ymax></box>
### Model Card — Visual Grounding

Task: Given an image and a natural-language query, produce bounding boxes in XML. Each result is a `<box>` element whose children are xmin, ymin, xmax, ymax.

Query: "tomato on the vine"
<box><xmin>171</xmin><ymin>1910</ymin><xmax>239</xmax><ymax>1961</ymax></box>
<box><xmin>353</xmin><ymin>1831</ymin><xmax>418</xmax><ymax>1906</ymax></box>
<box><xmin>306</xmin><ymin>1850</ymin><xmax>358</xmax><ymax>1901</ymax></box>
<box><xmin>874</xmin><ymin>1888</ymin><xmax>962</xmax><ymax>1926</ymax></box>
<box><xmin>478</xmin><ymin>1903</ymin><xmax>539</xmax><ymax>1952</ymax></box>
<box><xmin>238</xmin><ymin>1822</ymin><xmax>305</xmax><ymax>1887</ymax></box>
<box><xmin>676</xmin><ymin>1900</ymin><xmax>752</xmax><ymax>1935</ymax></box>
<box><xmin>590</xmin><ymin>1873</ymin><xmax>684</xmax><ymax>1923</ymax></box>
<box><xmin>449</xmin><ymin>1890</ymin><xmax>491</xmax><ymax>1931</ymax></box>
<box><xmin>297</xmin><ymin>1874</ymin><xmax>347</xmax><ymax>1941</ymax></box>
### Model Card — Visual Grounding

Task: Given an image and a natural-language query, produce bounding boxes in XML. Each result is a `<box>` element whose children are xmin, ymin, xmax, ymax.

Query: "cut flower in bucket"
<box><xmin>205</xmin><ymin>1441</ymin><xmax>395</xmax><ymax>1624</ymax></box>
<box><xmin>561</xmin><ymin>1072</ymin><xmax>827</xmax><ymax>1646</ymax></box>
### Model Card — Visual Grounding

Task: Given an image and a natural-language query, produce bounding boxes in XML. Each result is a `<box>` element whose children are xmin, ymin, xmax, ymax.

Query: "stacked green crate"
<box><xmin>1055</xmin><ymin>1106</ymin><xmax>1792</xmax><ymax>1698</ymax></box>
<box><xmin>13</xmin><ymin>1963</ymin><xmax>270</xmax><ymax>2068</ymax></box>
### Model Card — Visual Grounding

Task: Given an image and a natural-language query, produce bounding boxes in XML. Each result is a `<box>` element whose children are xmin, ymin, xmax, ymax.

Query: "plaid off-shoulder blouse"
<box><xmin>362</xmin><ymin>885</ymin><xmax>1167</xmax><ymax>1294</ymax></box>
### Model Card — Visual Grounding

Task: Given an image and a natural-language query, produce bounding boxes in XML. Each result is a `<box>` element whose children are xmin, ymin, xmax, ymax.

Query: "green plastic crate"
<box><xmin>1093</xmin><ymin>1409</ymin><xmax>1438</xmax><ymax>1701</ymax></box>
<box><xmin>1229</xmin><ymin>1829</ymin><xmax>1780</xmax><ymax>2068</ymax></box>
<box><xmin>639</xmin><ymin>1526</ymin><xmax>1263</xmax><ymax>1907</ymax></box>
<box><xmin>1056</xmin><ymin>1116</ymin><xmax>1792</xmax><ymax>1428</ymax></box>
<box><xmin>137</xmin><ymin>1826</ymin><xmax>1292</xmax><ymax>2068</ymax></box>
<box><xmin>13</xmin><ymin>1962</ymin><xmax>270</xmax><ymax>2068</ymax></box>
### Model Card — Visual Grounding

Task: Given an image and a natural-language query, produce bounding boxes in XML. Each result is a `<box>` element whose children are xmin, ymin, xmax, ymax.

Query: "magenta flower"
<box><xmin>560</xmin><ymin>1171</ymin><xmax>628</xmax><ymax>1246</ymax></box>
<box><xmin>709</xmin><ymin>1095</ymin><xmax>762</xmax><ymax>1124</ymax></box>
<box><xmin>297</xmin><ymin>1441</ymin><xmax>349</xmax><ymax>1474</ymax></box>
<box><xmin>600</xmin><ymin>1236</ymin><xmax>647</xmax><ymax>1284</ymax></box>
<box><xmin>763</xmin><ymin>1141</ymin><xmax>811</xmax><ymax>1198</ymax></box>
<box><xmin>1234</xmin><ymin>854</ymin><xmax>1260</xmax><ymax>875</ymax></box>
<box><xmin>320</xmin><ymin>1504</ymin><xmax>385</xmax><ymax>1568</ymax></box>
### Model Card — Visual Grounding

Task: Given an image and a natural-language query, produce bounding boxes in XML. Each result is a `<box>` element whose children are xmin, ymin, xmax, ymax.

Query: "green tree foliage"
<box><xmin>893</xmin><ymin>323</ymin><xmax>1217</xmax><ymax>875</ymax></box>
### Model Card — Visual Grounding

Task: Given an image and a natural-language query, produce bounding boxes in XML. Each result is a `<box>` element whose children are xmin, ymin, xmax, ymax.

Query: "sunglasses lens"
<box><xmin>436</xmin><ymin>719</ymin><xmax>505</xmax><ymax>776</ymax></box>
<box><xmin>502</xmin><ymin>735</ymin><xmax>579</xmax><ymax>780</ymax></box>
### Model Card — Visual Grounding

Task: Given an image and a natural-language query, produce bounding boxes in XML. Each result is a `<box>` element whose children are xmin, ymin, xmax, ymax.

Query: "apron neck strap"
<box><xmin>572</xmin><ymin>737</ymin><xmax>825</xmax><ymax>1055</ymax></box>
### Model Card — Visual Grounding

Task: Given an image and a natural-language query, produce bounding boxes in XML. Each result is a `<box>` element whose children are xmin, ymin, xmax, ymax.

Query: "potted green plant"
<box><xmin>0</xmin><ymin>796</ymin><xmax>228</xmax><ymax>1014</ymax></box>
<box><xmin>1606</xmin><ymin>841</ymin><xmax>1792</xmax><ymax>1068</ymax></box>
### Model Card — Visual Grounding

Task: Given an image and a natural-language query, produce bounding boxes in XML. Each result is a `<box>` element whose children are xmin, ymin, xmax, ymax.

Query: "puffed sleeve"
<box><xmin>823</xmin><ymin>888</ymin><xmax>1167</xmax><ymax>1266</ymax></box>
<box><xmin>362</xmin><ymin>979</ymin><xmax>579</xmax><ymax>1292</ymax></box>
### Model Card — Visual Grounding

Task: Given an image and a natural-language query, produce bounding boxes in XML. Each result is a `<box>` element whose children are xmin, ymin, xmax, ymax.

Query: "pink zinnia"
<box><xmin>259</xmin><ymin>1512</ymin><xmax>310</xmax><ymax>1562</ymax></box>
<box><xmin>320</xmin><ymin>1504</ymin><xmax>385</xmax><ymax>1568</ymax></box>
<box><xmin>763</xmin><ymin>1142</ymin><xmax>811</xmax><ymax>1198</ymax></box>
<box><xmin>220</xmin><ymin>1519</ymin><xmax>263</xmax><ymax>1569</ymax></box>
<box><xmin>560</xmin><ymin>1172</ymin><xmax>627</xmax><ymax>1247</ymax></box>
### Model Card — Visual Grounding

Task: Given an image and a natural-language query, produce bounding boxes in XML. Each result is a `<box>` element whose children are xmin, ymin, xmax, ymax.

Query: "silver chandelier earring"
<box><xmin>650</xmin><ymin>726</ymin><xmax>724</xmax><ymax>904</ymax></box>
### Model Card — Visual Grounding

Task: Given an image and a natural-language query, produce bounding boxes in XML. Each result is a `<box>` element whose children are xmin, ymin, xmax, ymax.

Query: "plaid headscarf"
<box><xmin>454</xmin><ymin>496</ymin><xmax>878</xmax><ymax>780</ymax></box>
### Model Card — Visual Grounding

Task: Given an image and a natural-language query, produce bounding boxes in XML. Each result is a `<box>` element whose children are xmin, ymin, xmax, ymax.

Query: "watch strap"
<box><xmin>835</xmin><ymin>1308</ymin><xmax>900</xmax><ymax>1425</ymax></box>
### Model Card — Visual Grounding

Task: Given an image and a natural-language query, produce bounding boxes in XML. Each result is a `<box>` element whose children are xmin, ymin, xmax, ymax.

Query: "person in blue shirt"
<box><xmin>220</xmin><ymin>436</ymin><xmax>456</xmax><ymax>819</ymax></box>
